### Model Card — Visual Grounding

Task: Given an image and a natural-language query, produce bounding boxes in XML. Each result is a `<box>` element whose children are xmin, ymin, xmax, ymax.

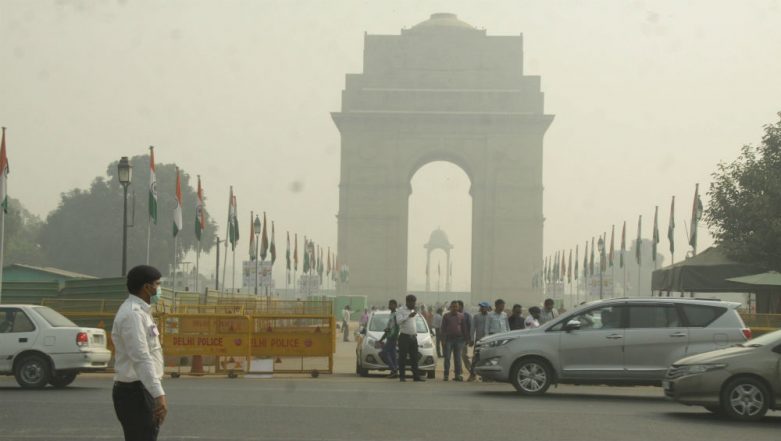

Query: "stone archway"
<box><xmin>332</xmin><ymin>13</ymin><xmax>554</xmax><ymax>307</ymax></box>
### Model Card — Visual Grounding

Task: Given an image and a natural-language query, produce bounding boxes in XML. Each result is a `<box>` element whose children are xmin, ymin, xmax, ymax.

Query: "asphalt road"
<box><xmin>1</xmin><ymin>372</ymin><xmax>779</xmax><ymax>441</ymax></box>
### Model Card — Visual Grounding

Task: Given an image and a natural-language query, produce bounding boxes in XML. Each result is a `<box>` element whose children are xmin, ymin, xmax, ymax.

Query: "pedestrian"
<box><xmin>432</xmin><ymin>307</ymin><xmax>444</xmax><ymax>357</ymax></box>
<box><xmin>467</xmin><ymin>301</ymin><xmax>490</xmax><ymax>381</ymax></box>
<box><xmin>112</xmin><ymin>265</ymin><xmax>167</xmax><ymax>441</ymax></box>
<box><xmin>540</xmin><ymin>298</ymin><xmax>558</xmax><ymax>324</ymax></box>
<box><xmin>440</xmin><ymin>301</ymin><xmax>468</xmax><ymax>381</ymax></box>
<box><xmin>342</xmin><ymin>305</ymin><xmax>351</xmax><ymax>342</ymax></box>
<box><xmin>396</xmin><ymin>294</ymin><xmax>425</xmax><ymax>382</ymax></box>
<box><xmin>378</xmin><ymin>299</ymin><xmax>400</xmax><ymax>378</ymax></box>
<box><xmin>456</xmin><ymin>300</ymin><xmax>472</xmax><ymax>372</ymax></box>
<box><xmin>486</xmin><ymin>299</ymin><xmax>509</xmax><ymax>335</ymax></box>
<box><xmin>525</xmin><ymin>306</ymin><xmax>542</xmax><ymax>329</ymax></box>
<box><xmin>508</xmin><ymin>304</ymin><xmax>525</xmax><ymax>330</ymax></box>
<box><xmin>359</xmin><ymin>308</ymin><xmax>370</xmax><ymax>328</ymax></box>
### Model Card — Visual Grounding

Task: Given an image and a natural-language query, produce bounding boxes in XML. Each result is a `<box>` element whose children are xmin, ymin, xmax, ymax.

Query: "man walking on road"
<box><xmin>456</xmin><ymin>300</ymin><xmax>472</xmax><ymax>372</ymax></box>
<box><xmin>378</xmin><ymin>299</ymin><xmax>400</xmax><ymax>378</ymax></box>
<box><xmin>467</xmin><ymin>301</ymin><xmax>490</xmax><ymax>381</ymax></box>
<box><xmin>342</xmin><ymin>305</ymin><xmax>351</xmax><ymax>342</ymax></box>
<box><xmin>396</xmin><ymin>294</ymin><xmax>425</xmax><ymax>382</ymax></box>
<box><xmin>440</xmin><ymin>301</ymin><xmax>468</xmax><ymax>381</ymax></box>
<box><xmin>112</xmin><ymin>265</ymin><xmax>168</xmax><ymax>441</ymax></box>
<box><xmin>432</xmin><ymin>307</ymin><xmax>444</xmax><ymax>358</ymax></box>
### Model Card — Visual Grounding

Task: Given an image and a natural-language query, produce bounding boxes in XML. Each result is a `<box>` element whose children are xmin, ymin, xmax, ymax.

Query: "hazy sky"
<box><xmin>2</xmin><ymin>0</ymin><xmax>780</xmax><ymax>291</ymax></box>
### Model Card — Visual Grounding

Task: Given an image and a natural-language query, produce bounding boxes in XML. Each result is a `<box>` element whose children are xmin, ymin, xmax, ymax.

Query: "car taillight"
<box><xmin>76</xmin><ymin>332</ymin><xmax>89</xmax><ymax>347</ymax></box>
<box><xmin>742</xmin><ymin>328</ymin><xmax>752</xmax><ymax>340</ymax></box>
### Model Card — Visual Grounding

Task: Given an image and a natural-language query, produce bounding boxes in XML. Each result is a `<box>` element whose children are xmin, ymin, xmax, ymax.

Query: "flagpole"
<box><xmin>146</xmin><ymin>217</ymin><xmax>151</xmax><ymax>265</ymax></box>
<box><xmin>0</xmin><ymin>209</ymin><xmax>6</xmax><ymax>304</ymax></box>
<box><xmin>172</xmin><ymin>236</ymin><xmax>177</xmax><ymax>310</ymax></box>
<box><xmin>195</xmin><ymin>241</ymin><xmax>200</xmax><ymax>294</ymax></box>
<box><xmin>231</xmin><ymin>247</ymin><xmax>236</xmax><ymax>295</ymax></box>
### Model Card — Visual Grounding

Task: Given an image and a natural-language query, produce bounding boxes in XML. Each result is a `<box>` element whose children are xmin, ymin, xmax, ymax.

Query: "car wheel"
<box><xmin>721</xmin><ymin>377</ymin><xmax>770</xmax><ymax>421</ymax></box>
<box><xmin>427</xmin><ymin>370</ymin><xmax>435</xmax><ymax>379</ymax></box>
<box><xmin>49</xmin><ymin>371</ymin><xmax>78</xmax><ymax>388</ymax></box>
<box><xmin>14</xmin><ymin>354</ymin><xmax>51</xmax><ymax>389</ymax></box>
<box><xmin>510</xmin><ymin>357</ymin><xmax>552</xmax><ymax>395</ymax></box>
<box><xmin>356</xmin><ymin>360</ymin><xmax>369</xmax><ymax>377</ymax></box>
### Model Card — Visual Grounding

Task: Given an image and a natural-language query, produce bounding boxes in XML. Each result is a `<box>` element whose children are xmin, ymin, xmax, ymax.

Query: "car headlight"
<box><xmin>683</xmin><ymin>364</ymin><xmax>726</xmax><ymax>374</ymax></box>
<box><xmin>486</xmin><ymin>338</ymin><xmax>516</xmax><ymax>348</ymax></box>
<box><xmin>422</xmin><ymin>340</ymin><xmax>433</xmax><ymax>349</ymax></box>
<box><xmin>366</xmin><ymin>337</ymin><xmax>377</xmax><ymax>347</ymax></box>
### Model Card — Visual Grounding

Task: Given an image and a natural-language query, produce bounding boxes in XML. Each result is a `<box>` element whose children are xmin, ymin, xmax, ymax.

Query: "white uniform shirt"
<box><xmin>525</xmin><ymin>315</ymin><xmax>541</xmax><ymax>329</ymax></box>
<box><xmin>342</xmin><ymin>309</ymin><xmax>351</xmax><ymax>323</ymax></box>
<box><xmin>396</xmin><ymin>306</ymin><xmax>418</xmax><ymax>336</ymax></box>
<box><xmin>112</xmin><ymin>295</ymin><xmax>165</xmax><ymax>398</ymax></box>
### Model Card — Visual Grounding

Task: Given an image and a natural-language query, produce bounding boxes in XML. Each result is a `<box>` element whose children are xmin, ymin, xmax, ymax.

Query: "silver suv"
<box><xmin>473</xmin><ymin>298</ymin><xmax>750</xmax><ymax>395</ymax></box>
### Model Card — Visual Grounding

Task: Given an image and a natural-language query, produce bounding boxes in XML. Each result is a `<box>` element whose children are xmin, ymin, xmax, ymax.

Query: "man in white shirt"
<box><xmin>525</xmin><ymin>306</ymin><xmax>542</xmax><ymax>329</ymax></box>
<box><xmin>395</xmin><ymin>294</ymin><xmax>425</xmax><ymax>382</ymax></box>
<box><xmin>486</xmin><ymin>299</ymin><xmax>510</xmax><ymax>335</ymax></box>
<box><xmin>112</xmin><ymin>265</ymin><xmax>167</xmax><ymax>441</ymax></box>
<box><xmin>540</xmin><ymin>298</ymin><xmax>559</xmax><ymax>324</ymax></box>
<box><xmin>341</xmin><ymin>305</ymin><xmax>351</xmax><ymax>342</ymax></box>
<box><xmin>432</xmin><ymin>307</ymin><xmax>444</xmax><ymax>357</ymax></box>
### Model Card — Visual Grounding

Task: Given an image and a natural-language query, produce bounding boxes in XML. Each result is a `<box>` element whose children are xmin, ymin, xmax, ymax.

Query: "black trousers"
<box><xmin>398</xmin><ymin>333</ymin><xmax>421</xmax><ymax>379</ymax></box>
<box><xmin>112</xmin><ymin>381</ymin><xmax>159</xmax><ymax>441</ymax></box>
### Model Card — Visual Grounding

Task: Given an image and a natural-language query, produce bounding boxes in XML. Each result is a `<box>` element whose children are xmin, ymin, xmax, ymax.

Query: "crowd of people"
<box><xmin>341</xmin><ymin>296</ymin><xmax>565</xmax><ymax>383</ymax></box>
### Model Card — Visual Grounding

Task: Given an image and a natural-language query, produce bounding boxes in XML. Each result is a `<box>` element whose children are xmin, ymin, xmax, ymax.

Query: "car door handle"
<box><xmin>18</xmin><ymin>338</ymin><xmax>28</xmax><ymax>343</ymax></box>
<box><xmin>669</xmin><ymin>333</ymin><xmax>687</xmax><ymax>338</ymax></box>
<box><xmin>606</xmin><ymin>334</ymin><xmax>623</xmax><ymax>339</ymax></box>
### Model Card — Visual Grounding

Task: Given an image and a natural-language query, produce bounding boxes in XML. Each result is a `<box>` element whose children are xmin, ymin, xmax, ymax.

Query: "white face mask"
<box><xmin>150</xmin><ymin>285</ymin><xmax>161</xmax><ymax>304</ymax></box>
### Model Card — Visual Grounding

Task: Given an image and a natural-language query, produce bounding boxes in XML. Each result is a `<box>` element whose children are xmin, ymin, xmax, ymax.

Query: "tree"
<box><xmin>39</xmin><ymin>156</ymin><xmax>218</xmax><ymax>277</ymax></box>
<box><xmin>706</xmin><ymin>113</ymin><xmax>781</xmax><ymax>271</ymax></box>
<box><xmin>3</xmin><ymin>198</ymin><xmax>45</xmax><ymax>266</ymax></box>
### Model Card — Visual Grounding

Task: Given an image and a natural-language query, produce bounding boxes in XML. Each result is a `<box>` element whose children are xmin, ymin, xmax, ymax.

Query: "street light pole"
<box><xmin>254</xmin><ymin>215</ymin><xmax>261</xmax><ymax>295</ymax></box>
<box><xmin>117</xmin><ymin>157</ymin><xmax>132</xmax><ymax>276</ymax></box>
<box><xmin>598</xmin><ymin>236</ymin><xmax>605</xmax><ymax>300</ymax></box>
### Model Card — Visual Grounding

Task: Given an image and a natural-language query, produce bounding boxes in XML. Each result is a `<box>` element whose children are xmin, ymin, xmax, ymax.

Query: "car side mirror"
<box><xmin>564</xmin><ymin>320</ymin><xmax>581</xmax><ymax>332</ymax></box>
<box><xmin>773</xmin><ymin>344</ymin><xmax>781</xmax><ymax>355</ymax></box>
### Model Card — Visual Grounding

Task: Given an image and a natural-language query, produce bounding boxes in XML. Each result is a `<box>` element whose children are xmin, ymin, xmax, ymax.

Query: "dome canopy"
<box><xmin>424</xmin><ymin>228</ymin><xmax>454</xmax><ymax>250</ymax></box>
<box><xmin>409</xmin><ymin>13</ymin><xmax>476</xmax><ymax>32</ymax></box>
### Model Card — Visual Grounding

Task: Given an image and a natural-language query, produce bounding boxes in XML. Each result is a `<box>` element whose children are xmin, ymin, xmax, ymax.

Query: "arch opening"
<box><xmin>407</xmin><ymin>161</ymin><xmax>472</xmax><ymax>302</ymax></box>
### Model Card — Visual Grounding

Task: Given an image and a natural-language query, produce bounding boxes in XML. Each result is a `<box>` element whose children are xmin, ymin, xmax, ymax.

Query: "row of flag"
<box><xmin>535</xmin><ymin>184</ymin><xmax>704</xmax><ymax>288</ymax></box>
<box><xmin>145</xmin><ymin>147</ymin><xmax>348</xmax><ymax>287</ymax></box>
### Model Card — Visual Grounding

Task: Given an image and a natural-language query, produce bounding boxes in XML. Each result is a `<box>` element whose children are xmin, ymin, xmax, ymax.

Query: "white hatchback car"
<box><xmin>0</xmin><ymin>304</ymin><xmax>112</xmax><ymax>388</ymax></box>
<box><xmin>356</xmin><ymin>310</ymin><xmax>437</xmax><ymax>378</ymax></box>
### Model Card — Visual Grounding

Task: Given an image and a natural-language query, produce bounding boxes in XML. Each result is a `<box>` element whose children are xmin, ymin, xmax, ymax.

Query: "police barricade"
<box><xmin>159</xmin><ymin>312</ymin><xmax>336</xmax><ymax>376</ymax></box>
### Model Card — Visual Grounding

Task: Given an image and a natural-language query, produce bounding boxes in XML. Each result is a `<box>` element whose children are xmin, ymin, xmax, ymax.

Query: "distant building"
<box><xmin>2</xmin><ymin>264</ymin><xmax>96</xmax><ymax>283</ymax></box>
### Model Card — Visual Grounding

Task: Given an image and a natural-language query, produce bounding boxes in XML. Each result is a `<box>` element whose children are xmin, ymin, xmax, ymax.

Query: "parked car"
<box><xmin>473</xmin><ymin>298</ymin><xmax>750</xmax><ymax>395</ymax></box>
<box><xmin>664</xmin><ymin>329</ymin><xmax>781</xmax><ymax>421</ymax></box>
<box><xmin>356</xmin><ymin>310</ymin><xmax>437</xmax><ymax>378</ymax></box>
<box><xmin>0</xmin><ymin>304</ymin><xmax>111</xmax><ymax>388</ymax></box>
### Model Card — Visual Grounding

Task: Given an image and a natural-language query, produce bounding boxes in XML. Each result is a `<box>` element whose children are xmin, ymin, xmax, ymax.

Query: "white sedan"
<box><xmin>356</xmin><ymin>310</ymin><xmax>437</xmax><ymax>378</ymax></box>
<box><xmin>0</xmin><ymin>304</ymin><xmax>111</xmax><ymax>388</ymax></box>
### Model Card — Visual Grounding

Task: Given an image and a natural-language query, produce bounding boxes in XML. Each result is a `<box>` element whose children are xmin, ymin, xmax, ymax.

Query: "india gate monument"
<box><xmin>332</xmin><ymin>13</ymin><xmax>554</xmax><ymax>307</ymax></box>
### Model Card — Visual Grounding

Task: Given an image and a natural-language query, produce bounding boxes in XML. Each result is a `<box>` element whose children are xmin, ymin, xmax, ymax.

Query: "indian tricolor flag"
<box><xmin>173</xmin><ymin>167</ymin><xmax>183</xmax><ymax>237</ymax></box>
<box><xmin>0</xmin><ymin>127</ymin><xmax>8</xmax><ymax>214</ymax></box>
<box><xmin>148</xmin><ymin>146</ymin><xmax>157</xmax><ymax>224</ymax></box>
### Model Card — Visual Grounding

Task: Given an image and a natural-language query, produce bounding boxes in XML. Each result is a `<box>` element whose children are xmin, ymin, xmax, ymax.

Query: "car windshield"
<box><xmin>741</xmin><ymin>329</ymin><xmax>781</xmax><ymax>347</ymax></box>
<box><xmin>368</xmin><ymin>314</ymin><xmax>428</xmax><ymax>333</ymax></box>
<box><xmin>33</xmin><ymin>307</ymin><xmax>78</xmax><ymax>328</ymax></box>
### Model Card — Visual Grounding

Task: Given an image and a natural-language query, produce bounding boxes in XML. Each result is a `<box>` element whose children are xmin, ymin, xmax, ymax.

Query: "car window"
<box><xmin>627</xmin><ymin>305</ymin><xmax>681</xmax><ymax>328</ymax></box>
<box><xmin>0</xmin><ymin>308</ymin><xmax>36</xmax><ymax>333</ymax></box>
<box><xmin>32</xmin><ymin>306</ymin><xmax>78</xmax><ymax>328</ymax></box>
<box><xmin>415</xmin><ymin>316</ymin><xmax>428</xmax><ymax>333</ymax></box>
<box><xmin>369</xmin><ymin>315</ymin><xmax>390</xmax><ymax>332</ymax></box>
<box><xmin>680</xmin><ymin>304</ymin><xmax>727</xmax><ymax>327</ymax></box>
<box><xmin>567</xmin><ymin>305</ymin><xmax>625</xmax><ymax>331</ymax></box>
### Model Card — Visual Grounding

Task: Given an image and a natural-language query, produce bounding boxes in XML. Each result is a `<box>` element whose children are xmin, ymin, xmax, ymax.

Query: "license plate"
<box><xmin>662</xmin><ymin>380</ymin><xmax>672</xmax><ymax>391</ymax></box>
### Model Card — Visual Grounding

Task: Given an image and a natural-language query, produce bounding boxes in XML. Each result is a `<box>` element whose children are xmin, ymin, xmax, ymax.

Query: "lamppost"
<box><xmin>597</xmin><ymin>236</ymin><xmax>605</xmax><ymax>299</ymax></box>
<box><xmin>117</xmin><ymin>157</ymin><xmax>132</xmax><ymax>276</ymax></box>
<box><xmin>254</xmin><ymin>215</ymin><xmax>261</xmax><ymax>295</ymax></box>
